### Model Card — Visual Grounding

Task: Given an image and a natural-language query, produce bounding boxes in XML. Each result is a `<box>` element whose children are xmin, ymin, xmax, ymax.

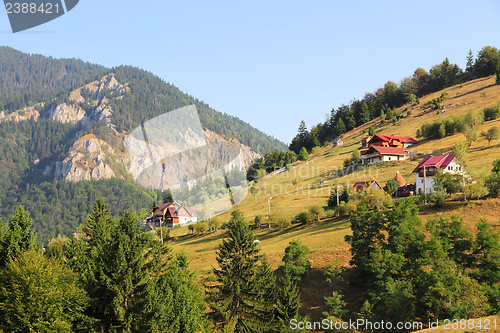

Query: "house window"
<box><xmin>421</xmin><ymin>179</ymin><xmax>424</xmax><ymax>184</ymax></box>
<box><xmin>388</xmin><ymin>157</ymin><xmax>391</xmax><ymax>161</ymax></box>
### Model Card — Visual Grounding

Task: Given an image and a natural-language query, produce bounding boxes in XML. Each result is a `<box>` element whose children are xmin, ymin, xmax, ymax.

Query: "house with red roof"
<box><xmin>412</xmin><ymin>153</ymin><xmax>464</xmax><ymax>194</ymax></box>
<box><xmin>367</xmin><ymin>134</ymin><xmax>419</xmax><ymax>149</ymax></box>
<box><xmin>151</xmin><ymin>201</ymin><xmax>198</xmax><ymax>227</ymax></box>
<box><xmin>360</xmin><ymin>145</ymin><xmax>410</xmax><ymax>164</ymax></box>
<box><xmin>353</xmin><ymin>177</ymin><xmax>382</xmax><ymax>192</ymax></box>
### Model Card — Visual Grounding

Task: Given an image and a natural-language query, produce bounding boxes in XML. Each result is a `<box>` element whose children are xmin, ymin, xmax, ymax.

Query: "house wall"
<box><xmin>415</xmin><ymin>160</ymin><xmax>464</xmax><ymax>194</ymax></box>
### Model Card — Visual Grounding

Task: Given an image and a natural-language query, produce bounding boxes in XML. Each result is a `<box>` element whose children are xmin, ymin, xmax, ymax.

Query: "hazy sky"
<box><xmin>1</xmin><ymin>1</ymin><xmax>500</xmax><ymax>144</ymax></box>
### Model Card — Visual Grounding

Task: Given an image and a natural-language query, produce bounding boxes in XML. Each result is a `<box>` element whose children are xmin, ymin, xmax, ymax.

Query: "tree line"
<box><xmin>0</xmin><ymin>201</ymin><xmax>305</xmax><ymax>332</ymax></box>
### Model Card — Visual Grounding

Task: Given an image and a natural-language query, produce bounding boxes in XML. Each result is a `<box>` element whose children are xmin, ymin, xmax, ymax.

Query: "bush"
<box><xmin>271</xmin><ymin>212</ymin><xmax>291</xmax><ymax>229</ymax></box>
<box><xmin>296</xmin><ymin>211</ymin><xmax>312</xmax><ymax>224</ymax></box>
<box><xmin>336</xmin><ymin>201</ymin><xmax>356</xmax><ymax>216</ymax></box>
<box><xmin>427</xmin><ymin>191</ymin><xmax>449</xmax><ymax>207</ymax></box>
<box><xmin>282</xmin><ymin>240</ymin><xmax>311</xmax><ymax>282</ymax></box>
<box><xmin>193</xmin><ymin>222</ymin><xmax>207</xmax><ymax>234</ymax></box>
<box><xmin>383</xmin><ymin>179</ymin><xmax>399</xmax><ymax>196</ymax></box>
<box><xmin>309</xmin><ymin>205</ymin><xmax>324</xmax><ymax>222</ymax></box>
<box><xmin>253</xmin><ymin>214</ymin><xmax>264</xmax><ymax>227</ymax></box>
<box><xmin>211</xmin><ymin>217</ymin><xmax>222</xmax><ymax>231</ymax></box>
<box><xmin>486</xmin><ymin>172</ymin><xmax>500</xmax><ymax>197</ymax></box>
<box><xmin>483</xmin><ymin>104</ymin><xmax>500</xmax><ymax>121</ymax></box>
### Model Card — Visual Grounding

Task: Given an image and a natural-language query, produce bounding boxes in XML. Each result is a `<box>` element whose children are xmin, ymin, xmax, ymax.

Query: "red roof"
<box><xmin>412</xmin><ymin>154</ymin><xmax>455</xmax><ymax>173</ymax></box>
<box><xmin>371</xmin><ymin>134</ymin><xmax>418</xmax><ymax>144</ymax></box>
<box><xmin>364</xmin><ymin>146</ymin><xmax>409</xmax><ymax>156</ymax></box>
<box><xmin>154</xmin><ymin>202</ymin><xmax>175</xmax><ymax>211</ymax></box>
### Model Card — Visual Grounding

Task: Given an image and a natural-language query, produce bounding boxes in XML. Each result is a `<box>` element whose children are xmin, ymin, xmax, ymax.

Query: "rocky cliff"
<box><xmin>44</xmin><ymin>134</ymin><xmax>115</xmax><ymax>182</ymax></box>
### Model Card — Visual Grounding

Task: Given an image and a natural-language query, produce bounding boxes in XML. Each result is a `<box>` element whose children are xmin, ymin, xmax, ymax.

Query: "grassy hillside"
<box><xmin>167</xmin><ymin>75</ymin><xmax>500</xmax><ymax>326</ymax></box>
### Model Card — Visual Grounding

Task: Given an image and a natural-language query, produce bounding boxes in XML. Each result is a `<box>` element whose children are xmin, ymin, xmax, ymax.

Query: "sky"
<box><xmin>1</xmin><ymin>0</ymin><xmax>500</xmax><ymax>145</ymax></box>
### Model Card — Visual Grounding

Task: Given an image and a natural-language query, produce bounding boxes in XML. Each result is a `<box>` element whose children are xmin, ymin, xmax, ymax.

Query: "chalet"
<box><xmin>361</xmin><ymin>136</ymin><xmax>372</xmax><ymax>148</ymax></box>
<box><xmin>360</xmin><ymin>146</ymin><xmax>409</xmax><ymax>164</ymax></box>
<box><xmin>332</xmin><ymin>137</ymin><xmax>344</xmax><ymax>147</ymax></box>
<box><xmin>366</xmin><ymin>134</ymin><xmax>418</xmax><ymax>148</ymax></box>
<box><xmin>353</xmin><ymin>178</ymin><xmax>382</xmax><ymax>192</ymax></box>
<box><xmin>151</xmin><ymin>201</ymin><xmax>198</xmax><ymax>227</ymax></box>
<box><xmin>412</xmin><ymin>153</ymin><xmax>464</xmax><ymax>194</ymax></box>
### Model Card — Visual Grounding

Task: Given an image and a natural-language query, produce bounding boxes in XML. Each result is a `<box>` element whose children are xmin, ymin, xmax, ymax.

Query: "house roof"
<box><xmin>185</xmin><ymin>207</ymin><xmax>198</xmax><ymax>217</ymax></box>
<box><xmin>412</xmin><ymin>153</ymin><xmax>455</xmax><ymax>173</ymax></box>
<box><xmin>353</xmin><ymin>179</ymin><xmax>381</xmax><ymax>190</ymax></box>
<box><xmin>154</xmin><ymin>201</ymin><xmax>176</xmax><ymax>211</ymax></box>
<box><xmin>333</xmin><ymin>137</ymin><xmax>343</xmax><ymax>143</ymax></box>
<box><xmin>363</xmin><ymin>146</ymin><xmax>409</xmax><ymax>156</ymax></box>
<box><xmin>370</xmin><ymin>134</ymin><xmax>419</xmax><ymax>144</ymax></box>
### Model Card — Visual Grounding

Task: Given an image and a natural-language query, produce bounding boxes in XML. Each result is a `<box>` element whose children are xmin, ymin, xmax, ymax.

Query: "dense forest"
<box><xmin>290</xmin><ymin>46</ymin><xmax>500</xmax><ymax>153</ymax></box>
<box><xmin>0</xmin><ymin>46</ymin><xmax>107</xmax><ymax>111</ymax></box>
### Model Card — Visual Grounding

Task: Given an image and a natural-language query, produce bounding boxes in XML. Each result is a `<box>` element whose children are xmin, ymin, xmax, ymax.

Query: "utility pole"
<box><xmin>267</xmin><ymin>197</ymin><xmax>272</xmax><ymax>229</ymax></box>
<box><xmin>423</xmin><ymin>166</ymin><xmax>427</xmax><ymax>203</ymax></box>
<box><xmin>336</xmin><ymin>182</ymin><xmax>340</xmax><ymax>206</ymax></box>
<box><xmin>159</xmin><ymin>218</ymin><xmax>163</xmax><ymax>244</ymax></box>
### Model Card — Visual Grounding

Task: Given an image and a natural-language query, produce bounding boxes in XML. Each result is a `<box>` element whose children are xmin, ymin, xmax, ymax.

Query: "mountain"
<box><xmin>0</xmin><ymin>46</ymin><xmax>285</xmax><ymax>241</ymax></box>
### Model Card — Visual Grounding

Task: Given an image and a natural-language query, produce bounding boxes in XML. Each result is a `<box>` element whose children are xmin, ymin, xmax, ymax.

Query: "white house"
<box><xmin>412</xmin><ymin>153</ymin><xmax>464</xmax><ymax>194</ymax></box>
<box><xmin>332</xmin><ymin>137</ymin><xmax>344</xmax><ymax>147</ymax></box>
<box><xmin>360</xmin><ymin>146</ymin><xmax>409</xmax><ymax>164</ymax></box>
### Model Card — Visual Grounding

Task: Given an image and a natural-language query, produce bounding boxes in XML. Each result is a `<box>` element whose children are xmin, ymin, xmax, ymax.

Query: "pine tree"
<box><xmin>0</xmin><ymin>205</ymin><xmax>38</xmax><ymax>267</ymax></box>
<box><xmin>256</xmin><ymin>255</ymin><xmax>278</xmax><ymax>332</ymax></box>
<box><xmin>298</xmin><ymin>120</ymin><xmax>308</xmax><ymax>145</ymax></box>
<box><xmin>298</xmin><ymin>147</ymin><xmax>308</xmax><ymax>161</ymax></box>
<box><xmin>208</xmin><ymin>209</ymin><xmax>268</xmax><ymax>332</ymax></box>
<box><xmin>466</xmin><ymin>49</ymin><xmax>475</xmax><ymax>77</ymax></box>
<box><xmin>96</xmin><ymin>211</ymin><xmax>148</xmax><ymax>332</ymax></box>
<box><xmin>275</xmin><ymin>267</ymin><xmax>301</xmax><ymax>332</ymax></box>
<box><xmin>336</xmin><ymin>118</ymin><xmax>346</xmax><ymax>135</ymax></box>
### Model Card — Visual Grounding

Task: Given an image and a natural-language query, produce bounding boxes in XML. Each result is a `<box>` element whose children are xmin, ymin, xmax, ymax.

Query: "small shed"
<box><xmin>332</xmin><ymin>137</ymin><xmax>344</xmax><ymax>147</ymax></box>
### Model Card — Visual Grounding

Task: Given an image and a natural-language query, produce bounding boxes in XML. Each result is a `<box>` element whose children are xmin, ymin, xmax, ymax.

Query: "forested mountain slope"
<box><xmin>0</xmin><ymin>47</ymin><xmax>285</xmax><ymax>241</ymax></box>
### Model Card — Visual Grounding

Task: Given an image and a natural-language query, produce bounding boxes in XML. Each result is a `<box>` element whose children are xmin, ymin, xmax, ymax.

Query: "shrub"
<box><xmin>383</xmin><ymin>179</ymin><xmax>399</xmax><ymax>196</ymax></box>
<box><xmin>483</xmin><ymin>105</ymin><xmax>500</xmax><ymax>121</ymax></box>
<box><xmin>336</xmin><ymin>201</ymin><xmax>356</xmax><ymax>216</ymax></box>
<box><xmin>253</xmin><ymin>214</ymin><xmax>264</xmax><ymax>227</ymax></box>
<box><xmin>193</xmin><ymin>222</ymin><xmax>207</xmax><ymax>234</ymax></box>
<box><xmin>308</xmin><ymin>205</ymin><xmax>324</xmax><ymax>222</ymax></box>
<box><xmin>296</xmin><ymin>211</ymin><xmax>312</xmax><ymax>224</ymax></box>
<box><xmin>427</xmin><ymin>191</ymin><xmax>449</xmax><ymax>207</ymax></box>
<box><xmin>486</xmin><ymin>172</ymin><xmax>500</xmax><ymax>197</ymax></box>
<box><xmin>271</xmin><ymin>212</ymin><xmax>291</xmax><ymax>229</ymax></box>
<box><xmin>298</xmin><ymin>147</ymin><xmax>309</xmax><ymax>161</ymax></box>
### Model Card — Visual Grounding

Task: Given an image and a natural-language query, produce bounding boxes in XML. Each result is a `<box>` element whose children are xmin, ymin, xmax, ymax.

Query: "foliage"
<box><xmin>253</xmin><ymin>214</ymin><xmax>264</xmax><ymax>227</ymax></box>
<box><xmin>383</xmin><ymin>179</ymin><xmax>399</xmax><ymax>196</ymax></box>
<box><xmin>308</xmin><ymin>205</ymin><xmax>324</xmax><ymax>222</ymax></box>
<box><xmin>281</xmin><ymin>240</ymin><xmax>311</xmax><ymax>282</ymax></box>
<box><xmin>208</xmin><ymin>209</ymin><xmax>272</xmax><ymax>332</ymax></box>
<box><xmin>327</xmin><ymin>186</ymin><xmax>349</xmax><ymax>207</ymax></box>
<box><xmin>335</xmin><ymin>201</ymin><xmax>356</xmax><ymax>216</ymax></box>
<box><xmin>0</xmin><ymin>250</ymin><xmax>90</xmax><ymax>333</ymax></box>
<box><xmin>434</xmin><ymin>170</ymin><xmax>463</xmax><ymax>194</ymax></box>
<box><xmin>295</xmin><ymin>211</ymin><xmax>312</xmax><ymax>224</ymax></box>
<box><xmin>298</xmin><ymin>147</ymin><xmax>309</xmax><ymax>161</ymax></box>
<box><xmin>483</xmin><ymin>103</ymin><xmax>500</xmax><ymax>121</ymax></box>
<box><xmin>0</xmin><ymin>205</ymin><xmax>38</xmax><ymax>267</ymax></box>
<box><xmin>481</xmin><ymin>126</ymin><xmax>499</xmax><ymax>145</ymax></box>
<box><xmin>271</xmin><ymin>212</ymin><xmax>291</xmax><ymax>229</ymax></box>
<box><xmin>275</xmin><ymin>266</ymin><xmax>302</xmax><ymax>332</ymax></box>
<box><xmin>464</xmin><ymin>180</ymin><xmax>489</xmax><ymax>202</ymax></box>
<box><xmin>247</xmin><ymin>150</ymin><xmax>296</xmax><ymax>181</ymax></box>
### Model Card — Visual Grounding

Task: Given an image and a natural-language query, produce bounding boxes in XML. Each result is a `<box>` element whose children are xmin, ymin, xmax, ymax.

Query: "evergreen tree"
<box><xmin>275</xmin><ymin>266</ymin><xmax>301</xmax><ymax>333</ymax></box>
<box><xmin>298</xmin><ymin>147</ymin><xmax>309</xmax><ymax>161</ymax></box>
<box><xmin>0</xmin><ymin>205</ymin><xmax>38</xmax><ymax>267</ymax></box>
<box><xmin>208</xmin><ymin>209</ymin><xmax>268</xmax><ymax>332</ymax></box>
<box><xmin>466</xmin><ymin>49</ymin><xmax>475</xmax><ymax>78</ymax></box>
<box><xmin>336</xmin><ymin>118</ymin><xmax>346</xmax><ymax>135</ymax></box>
<box><xmin>94</xmin><ymin>211</ymin><xmax>148</xmax><ymax>332</ymax></box>
<box><xmin>298</xmin><ymin>120</ymin><xmax>308</xmax><ymax>145</ymax></box>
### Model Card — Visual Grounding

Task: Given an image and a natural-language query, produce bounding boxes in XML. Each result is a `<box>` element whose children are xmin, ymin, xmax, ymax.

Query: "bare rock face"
<box><xmin>122</xmin><ymin>129</ymin><xmax>260</xmax><ymax>190</ymax></box>
<box><xmin>51</xmin><ymin>134</ymin><xmax>115</xmax><ymax>182</ymax></box>
<box><xmin>0</xmin><ymin>105</ymin><xmax>40</xmax><ymax>123</ymax></box>
<box><xmin>48</xmin><ymin>103</ymin><xmax>86</xmax><ymax>124</ymax></box>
